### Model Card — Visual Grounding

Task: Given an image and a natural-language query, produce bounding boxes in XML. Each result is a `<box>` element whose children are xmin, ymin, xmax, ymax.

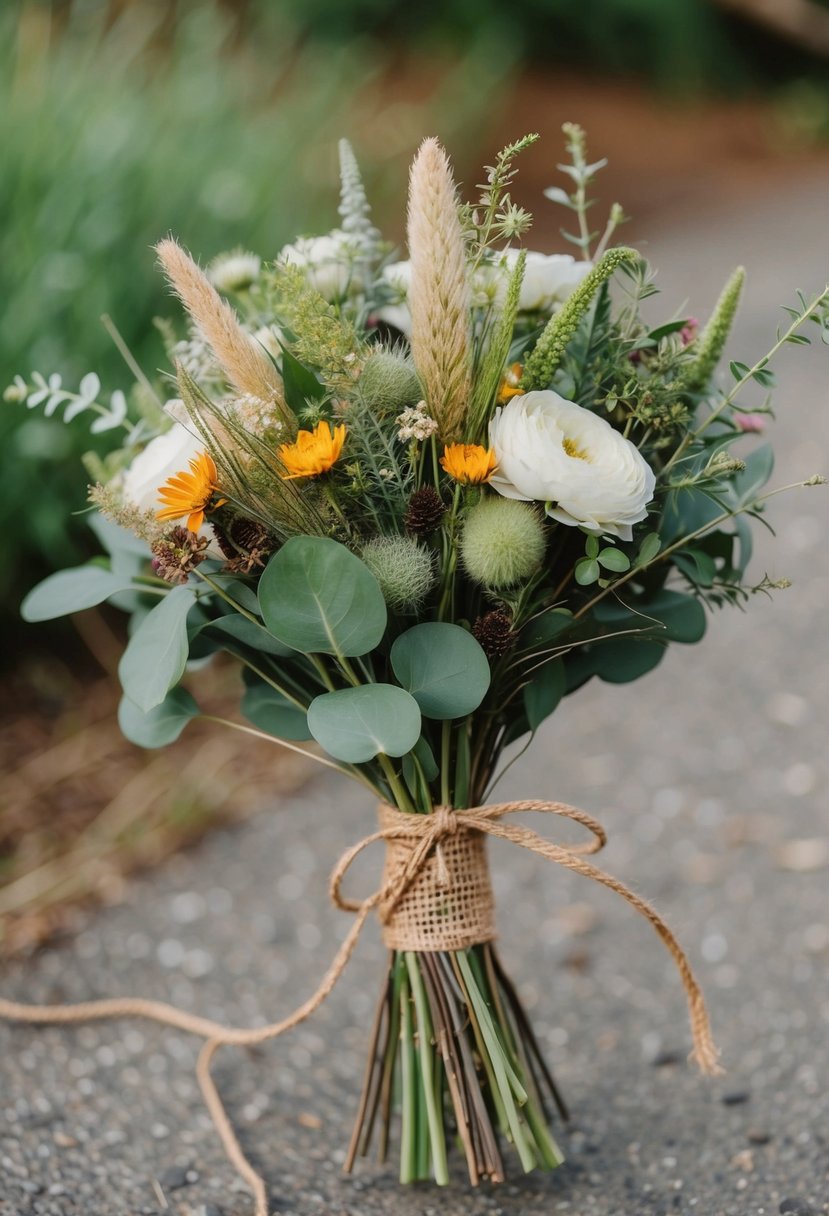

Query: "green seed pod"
<box><xmin>461</xmin><ymin>497</ymin><xmax>546</xmax><ymax>589</ymax></box>
<box><xmin>361</xmin><ymin>536</ymin><xmax>436</xmax><ymax>612</ymax></box>
<box><xmin>358</xmin><ymin>350</ymin><xmax>423</xmax><ymax>415</ymax></box>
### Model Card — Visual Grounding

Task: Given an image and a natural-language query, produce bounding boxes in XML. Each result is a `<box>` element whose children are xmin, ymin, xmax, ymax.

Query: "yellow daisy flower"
<box><xmin>497</xmin><ymin>361</ymin><xmax>525</xmax><ymax>404</ymax></box>
<box><xmin>279</xmin><ymin>420</ymin><xmax>346</xmax><ymax>480</ymax></box>
<box><xmin>440</xmin><ymin>443</ymin><xmax>498</xmax><ymax>485</ymax></box>
<box><xmin>156</xmin><ymin>451</ymin><xmax>224</xmax><ymax>533</ymax></box>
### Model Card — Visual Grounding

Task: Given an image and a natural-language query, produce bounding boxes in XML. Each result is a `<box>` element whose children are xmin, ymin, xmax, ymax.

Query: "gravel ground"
<box><xmin>2</xmin><ymin>169</ymin><xmax>829</xmax><ymax>1216</ymax></box>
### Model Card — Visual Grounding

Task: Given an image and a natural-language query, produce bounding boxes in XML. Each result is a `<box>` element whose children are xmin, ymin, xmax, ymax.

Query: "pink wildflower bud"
<box><xmin>735</xmin><ymin>413</ymin><xmax>766</xmax><ymax>434</ymax></box>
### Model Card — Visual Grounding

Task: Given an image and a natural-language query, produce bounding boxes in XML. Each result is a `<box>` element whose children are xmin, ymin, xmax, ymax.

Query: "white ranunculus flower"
<box><xmin>375</xmin><ymin>259</ymin><xmax>413</xmax><ymax>336</ymax></box>
<box><xmin>500</xmin><ymin>249</ymin><xmax>592</xmax><ymax>313</ymax></box>
<box><xmin>279</xmin><ymin>229</ymin><xmax>363</xmax><ymax>301</ymax></box>
<box><xmin>122</xmin><ymin>413</ymin><xmax>223</xmax><ymax>553</ymax></box>
<box><xmin>489</xmin><ymin>391</ymin><xmax>655</xmax><ymax>541</ymax></box>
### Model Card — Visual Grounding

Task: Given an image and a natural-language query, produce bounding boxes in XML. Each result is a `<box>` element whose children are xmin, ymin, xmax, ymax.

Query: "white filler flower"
<box><xmin>489</xmin><ymin>391</ymin><xmax>655</xmax><ymax>540</ymax></box>
<box><xmin>279</xmin><ymin>229</ymin><xmax>363</xmax><ymax>301</ymax></box>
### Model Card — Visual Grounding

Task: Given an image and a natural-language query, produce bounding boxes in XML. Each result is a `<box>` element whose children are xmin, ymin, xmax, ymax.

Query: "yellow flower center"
<box><xmin>562</xmin><ymin>436</ymin><xmax>590</xmax><ymax>461</ymax></box>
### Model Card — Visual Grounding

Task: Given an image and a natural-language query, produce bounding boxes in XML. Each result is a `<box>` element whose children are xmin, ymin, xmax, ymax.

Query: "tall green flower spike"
<box><xmin>679</xmin><ymin>266</ymin><xmax>745</xmax><ymax>394</ymax></box>
<box><xmin>467</xmin><ymin>248</ymin><xmax>526</xmax><ymax>442</ymax></box>
<box><xmin>521</xmin><ymin>246</ymin><xmax>639</xmax><ymax>391</ymax></box>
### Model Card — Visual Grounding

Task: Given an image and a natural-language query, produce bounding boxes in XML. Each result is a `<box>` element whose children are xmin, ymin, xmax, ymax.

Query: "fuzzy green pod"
<box><xmin>461</xmin><ymin>497</ymin><xmax>546</xmax><ymax>589</ymax></box>
<box><xmin>358</xmin><ymin>350</ymin><xmax>423</xmax><ymax>415</ymax></box>
<box><xmin>360</xmin><ymin>536</ymin><xmax>435</xmax><ymax>612</ymax></box>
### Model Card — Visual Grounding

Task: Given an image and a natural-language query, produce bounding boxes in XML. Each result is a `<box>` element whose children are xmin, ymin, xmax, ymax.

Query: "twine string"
<box><xmin>0</xmin><ymin>797</ymin><xmax>722</xmax><ymax>1216</ymax></box>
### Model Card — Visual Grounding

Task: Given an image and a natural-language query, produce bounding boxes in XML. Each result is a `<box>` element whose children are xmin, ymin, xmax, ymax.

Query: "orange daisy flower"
<box><xmin>440</xmin><ymin>443</ymin><xmax>498</xmax><ymax>485</ymax></box>
<box><xmin>497</xmin><ymin>361</ymin><xmax>525</xmax><ymax>404</ymax></box>
<box><xmin>279</xmin><ymin>420</ymin><xmax>346</xmax><ymax>480</ymax></box>
<box><xmin>156</xmin><ymin>451</ymin><xmax>224</xmax><ymax>533</ymax></box>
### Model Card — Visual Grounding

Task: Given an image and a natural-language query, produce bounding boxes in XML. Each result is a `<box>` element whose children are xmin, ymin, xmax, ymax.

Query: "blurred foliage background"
<box><xmin>3</xmin><ymin>0</ymin><xmax>829</xmax><ymax>659</ymax></box>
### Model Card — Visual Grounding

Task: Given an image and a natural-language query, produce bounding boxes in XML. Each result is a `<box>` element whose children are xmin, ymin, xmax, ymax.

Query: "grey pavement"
<box><xmin>2</xmin><ymin>167</ymin><xmax>829</xmax><ymax>1216</ymax></box>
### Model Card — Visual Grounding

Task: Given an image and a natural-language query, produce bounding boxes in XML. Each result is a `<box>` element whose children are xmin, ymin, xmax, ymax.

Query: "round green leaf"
<box><xmin>307</xmin><ymin>684</ymin><xmax>421</xmax><ymax>762</ymax></box>
<box><xmin>204</xmin><ymin>614</ymin><xmax>293</xmax><ymax>656</ymax></box>
<box><xmin>390</xmin><ymin>622</ymin><xmax>491</xmax><ymax>720</ymax></box>
<box><xmin>594</xmin><ymin>590</ymin><xmax>706</xmax><ymax>644</ymax></box>
<box><xmin>258</xmin><ymin>537</ymin><xmax>387</xmax><ymax>657</ymax></box>
<box><xmin>593</xmin><ymin>638</ymin><xmax>665</xmax><ymax>684</ymax></box>
<box><xmin>523</xmin><ymin>659</ymin><xmax>566</xmax><ymax>730</ymax></box>
<box><xmin>118</xmin><ymin>585</ymin><xmax>196</xmax><ymax>712</ymax></box>
<box><xmin>118</xmin><ymin>687</ymin><xmax>199</xmax><ymax>749</ymax></box>
<box><xmin>597</xmin><ymin>547</ymin><xmax>630</xmax><ymax>573</ymax></box>
<box><xmin>21</xmin><ymin>565</ymin><xmax>137</xmax><ymax>622</ymax></box>
<box><xmin>241</xmin><ymin>679</ymin><xmax>311</xmax><ymax>741</ymax></box>
<box><xmin>575</xmin><ymin>558</ymin><xmax>600</xmax><ymax>586</ymax></box>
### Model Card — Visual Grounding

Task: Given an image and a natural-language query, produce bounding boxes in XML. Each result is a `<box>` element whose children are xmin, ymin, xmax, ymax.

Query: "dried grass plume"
<box><xmin>407</xmin><ymin>139</ymin><xmax>472</xmax><ymax>443</ymax></box>
<box><xmin>155</xmin><ymin>238</ymin><xmax>288</xmax><ymax>422</ymax></box>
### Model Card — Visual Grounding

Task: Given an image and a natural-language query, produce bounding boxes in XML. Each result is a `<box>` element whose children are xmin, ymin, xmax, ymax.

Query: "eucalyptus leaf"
<box><xmin>241</xmin><ymin>678</ymin><xmax>311</xmax><ymax>741</ymax></box>
<box><xmin>21</xmin><ymin>565</ymin><xmax>138</xmax><ymax>622</ymax></box>
<box><xmin>390</xmin><ymin>623</ymin><xmax>490</xmax><ymax>720</ymax></box>
<box><xmin>307</xmin><ymin>684</ymin><xmax>421</xmax><ymax>763</ymax></box>
<box><xmin>118</xmin><ymin>585</ymin><xmax>196</xmax><ymax>712</ymax></box>
<box><xmin>523</xmin><ymin>659</ymin><xmax>565</xmax><ymax>730</ymax></box>
<box><xmin>204</xmin><ymin>614</ymin><xmax>293</xmax><ymax>657</ymax></box>
<box><xmin>521</xmin><ymin>608</ymin><xmax>574</xmax><ymax>650</ymax></box>
<box><xmin>118</xmin><ymin>687</ymin><xmax>199</xmax><ymax>749</ymax></box>
<box><xmin>259</xmin><ymin>537</ymin><xmax>386</xmax><ymax>657</ymax></box>
<box><xmin>592</xmin><ymin>637</ymin><xmax>665</xmax><ymax>684</ymax></box>
<box><xmin>594</xmin><ymin>589</ymin><xmax>706</xmax><ymax>644</ymax></box>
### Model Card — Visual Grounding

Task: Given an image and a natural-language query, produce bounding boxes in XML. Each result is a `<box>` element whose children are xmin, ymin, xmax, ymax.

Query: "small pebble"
<box><xmin>651</xmin><ymin>1050</ymin><xmax>682</xmax><ymax>1067</ymax></box>
<box><xmin>779</xmin><ymin>1201</ymin><xmax>817</xmax><ymax>1216</ymax></box>
<box><xmin>747</xmin><ymin>1128</ymin><xmax>773</xmax><ymax>1145</ymax></box>
<box><xmin>721</xmin><ymin>1089</ymin><xmax>750</xmax><ymax>1106</ymax></box>
<box><xmin>158</xmin><ymin>1164</ymin><xmax>192</xmax><ymax>1190</ymax></box>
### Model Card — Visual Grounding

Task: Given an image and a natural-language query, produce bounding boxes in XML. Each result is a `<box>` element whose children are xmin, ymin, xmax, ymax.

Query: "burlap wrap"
<box><xmin>377</xmin><ymin>803</ymin><xmax>496</xmax><ymax>951</ymax></box>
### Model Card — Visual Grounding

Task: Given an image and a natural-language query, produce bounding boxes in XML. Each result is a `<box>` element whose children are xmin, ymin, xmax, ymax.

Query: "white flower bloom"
<box><xmin>376</xmin><ymin>259</ymin><xmax>413</xmax><ymax>336</ymax></box>
<box><xmin>489</xmin><ymin>391</ymin><xmax>655</xmax><ymax>541</ymax></box>
<box><xmin>251</xmin><ymin>323</ymin><xmax>286</xmax><ymax>361</ymax></box>
<box><xmin>374</xmin><ymin>250</ymin><xmax>591</xmax><ymax>337</ymax></box>
<box><xmin>122</xmin><ymin>414</ymin><xmax>223</xmax><ymax>554</ymax></box>
<box><xmin>207</xmin><ymin>250</ymin><xmax>261</xmax><ymax>293</ymax></box>
<box><xmin>499</xmin><ymin>249</ymin><xmax>592</xmax><ymax>313</ymax></box>
<box><xmin>279</xmin><ymin>229</ymin><xmax>363</xmax><ymax>301</ymax></box>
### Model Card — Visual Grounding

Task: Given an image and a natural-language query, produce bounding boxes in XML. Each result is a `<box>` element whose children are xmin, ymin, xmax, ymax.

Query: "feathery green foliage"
<box><xmin>467</xmin><ymin>250</ymin><xmax>526</xmax><ymax>441</ymax></box>
<box><xmin>679</xmin><ymin>267</ymin><xmax>746</xmax><ymax>393</ymax></box>
<box><xmin>268</xmin><ymin>264</ymin><xmax>367</xmax><ymax>388</ymax></box>
<box><xmin>521</xmin><ymin>247</ymin><xmax>639</xmax><ymax>391</ymax></box>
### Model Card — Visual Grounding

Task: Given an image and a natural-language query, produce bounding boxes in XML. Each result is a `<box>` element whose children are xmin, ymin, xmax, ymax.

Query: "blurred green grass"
<box><xmin>0</xmin><ymin>0</ymin><xmax>508</xmax><ymax>656</ymax></box>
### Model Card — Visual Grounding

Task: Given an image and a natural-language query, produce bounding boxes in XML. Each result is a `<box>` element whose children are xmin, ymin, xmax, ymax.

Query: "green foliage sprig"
<box><xmin>521</xmin><ymin>247</ymin><xmax>639</xmax><ymax>391</ymax></box>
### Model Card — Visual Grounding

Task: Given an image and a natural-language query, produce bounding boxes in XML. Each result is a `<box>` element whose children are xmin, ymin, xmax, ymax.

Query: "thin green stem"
<box><xmin>194</xmin><ymin>570</ymin><xmax>260</xmax><ymax>624</ymax></box>
<box><xmin>405</xmin><ymin>954</ymin><xmax>449</xmax><ymax>1184</ymax></box>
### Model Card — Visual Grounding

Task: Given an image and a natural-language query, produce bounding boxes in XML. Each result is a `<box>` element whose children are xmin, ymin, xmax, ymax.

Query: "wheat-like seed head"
<box><xmin>407</xmin><ymin>138</ymin><xmax>472</xmax><ymax>443</ymax></box>
<box><xmin>156</xmin><ymin>238</ymin><xmax>289</xmax><ymax>423</ymax></box>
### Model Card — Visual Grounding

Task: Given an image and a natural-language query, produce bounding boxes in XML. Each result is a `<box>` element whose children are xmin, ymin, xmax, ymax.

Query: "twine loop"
<box><xmin>0</xmin><ymin>794</ymin><xmax>723</xmax><ymax>1216</ymax></box>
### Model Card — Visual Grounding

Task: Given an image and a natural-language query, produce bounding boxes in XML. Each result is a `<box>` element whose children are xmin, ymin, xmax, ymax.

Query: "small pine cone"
<box><xmin>214</xmin><ymin>516</ymin><xmax>275</xmax><ymax>573</ymax></box>
<box><xmin>151</xmin><ymin>526</ymin><xmax>209</xmax><ymax>585</ymax></box>
<box><xmin>404</xmin><ymin>486</ymin><xmax>446</xmax><ymax>536</ymax></box>
<box><xmin>472</xmin><ymin>608</ymin><xmax>515</xmax><ymax>660</ymax></box>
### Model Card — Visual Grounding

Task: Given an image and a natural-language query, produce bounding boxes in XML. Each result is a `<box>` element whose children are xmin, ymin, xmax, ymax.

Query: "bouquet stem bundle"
<box><xmin>348</xmin><ymin>944</ymin><xmax>566</xmax><ymax>1184</ymax></box>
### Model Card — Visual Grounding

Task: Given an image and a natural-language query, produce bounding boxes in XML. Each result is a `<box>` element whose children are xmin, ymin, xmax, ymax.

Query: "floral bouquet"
<box><xmin>4</xmin><ymin>127</ymin><xmax>827</xmax><ymax>1210</ymax></box>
